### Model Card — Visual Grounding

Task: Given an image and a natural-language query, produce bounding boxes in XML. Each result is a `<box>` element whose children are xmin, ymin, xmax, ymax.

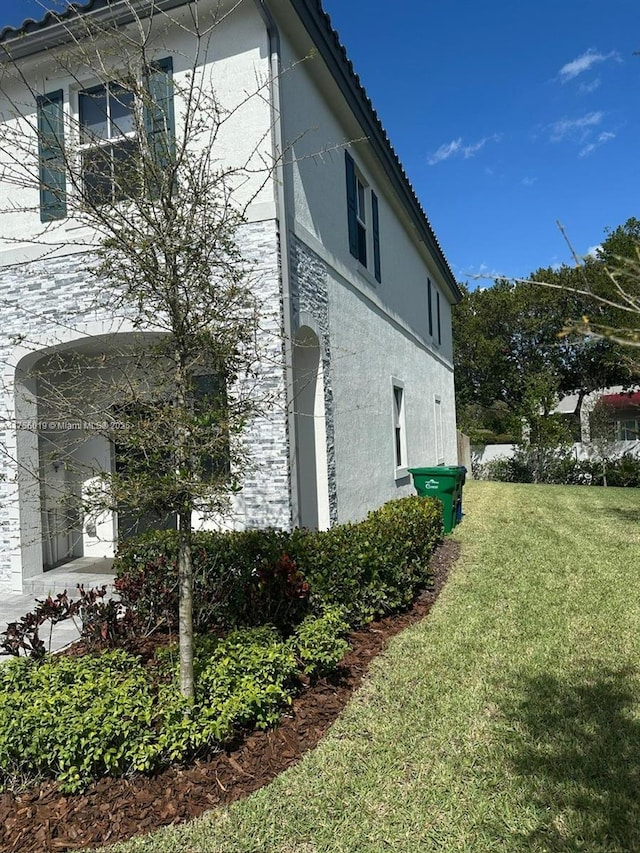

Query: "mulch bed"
<box><xmin>0</xmin><ymin>539</ymin><xmax>459</xmax><ymax>853</ymax></box>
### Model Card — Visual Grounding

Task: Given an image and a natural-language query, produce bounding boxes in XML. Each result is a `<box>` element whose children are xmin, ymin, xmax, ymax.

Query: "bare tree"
<box><xmin>0</xmin><ymin>0</ymin><xmax>287</xmax><ymax>699</ymax></box>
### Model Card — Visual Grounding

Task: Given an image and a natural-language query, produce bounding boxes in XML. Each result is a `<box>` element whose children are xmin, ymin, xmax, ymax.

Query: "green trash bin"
<box><xmin>409</xmin><ymin>466</ymin><xmax>463</xmax><ymax>534</ymax></box>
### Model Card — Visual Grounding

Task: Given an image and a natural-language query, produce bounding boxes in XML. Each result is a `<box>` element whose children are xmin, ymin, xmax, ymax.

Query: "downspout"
<box><xmin>253</xmin><ymin>0</ymin><xmax>300</xmax><ymax>528</ymax></box>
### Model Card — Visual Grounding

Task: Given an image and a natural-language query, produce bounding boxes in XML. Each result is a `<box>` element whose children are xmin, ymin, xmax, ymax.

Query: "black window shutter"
<box><xmin>372</xmin><ymin>191</ymin><xmax>381</xmax><ymax>282</ymax></box>
<box><xmin>144</xmin><ymin>57</ymin><xmax>175</xmax><ymax>182</ymax></box>
<box><xmin>436</xmin><ymin>290</ymin><xmax>442</xmax><ymax>344</ymax></box>
<box><xmin>427</xmin><ymin>277</ymin><xmax>433</xmax><ymax>337</ymax></box>
<box><xmin>37</xmin><ymin>90</ymin><xmax>67</xmax><ymax>222</ymax></box>
<box><xmin>345</xmin><ymin>150</ymin><xmax>359</xmax><ymax>259</ymax></box>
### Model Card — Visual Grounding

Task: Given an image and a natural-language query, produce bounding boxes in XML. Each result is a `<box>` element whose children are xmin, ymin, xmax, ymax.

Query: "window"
<box><xmin>37</xmin><ymin>90</ymin><xmax>67</xmax><ymax>222</ymax></box>
<box><xmin>617</xmin><ymin>418</ymin><xmax>640</xmax><ymax>440</ymax></box>
<box><xmin>79</xmin><ymin>82</ymin><xmax>139</xmax><ymax>204</ymax></box>
<box><xmin>194</xmin><ymin>373</ymin><xmax>230</xmax><ymax>481</ymax></box>
<box><xmin>392</xmin><ymin>379</ymin><xmax>407</xmax><ymax>475</ymax></box>
<box><xmin>427</xmin><ymin>279</ymin><xmax>442</xmax><ymax>344</ymax></box>
<box><xmin>345</xmin><ymin>150</ymin><xmax>381</xmax><ymax>282</ymax></box>
<box><xmin>371</xmin><ymin>191</ymin><xmax>381</xmax><ymax>282</ymax></box>
<box><xmin>354</xmin><ymin>173</ymin><xmax>367</xmax><ymax>266</ymax></box>
<box><xmin>36</xmin><ymin>58</ymin><xmax>174</xmax><ymax>217</ymax></box>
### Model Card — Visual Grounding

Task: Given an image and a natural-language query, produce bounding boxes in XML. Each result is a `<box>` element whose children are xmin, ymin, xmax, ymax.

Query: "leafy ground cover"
<box><xmin>100</xmin><ymin>481</ymin><xmax>640</xmax><ymax>853</ymax></box>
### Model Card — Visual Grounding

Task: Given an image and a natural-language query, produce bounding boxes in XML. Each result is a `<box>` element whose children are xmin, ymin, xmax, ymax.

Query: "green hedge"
<box><xmin>112</xmin><ymin>527</ymin><xmax>308</xmax><ymax>634</ymax></box>
<box><xmin>113</xmin><ymin>495</ymin><xmax>444</xmax><ymax>632</ymax></box>
<box><xmin>290</xmin><ymin>496</ymin><xmax>443</xmax><ymax>625</ymax></box>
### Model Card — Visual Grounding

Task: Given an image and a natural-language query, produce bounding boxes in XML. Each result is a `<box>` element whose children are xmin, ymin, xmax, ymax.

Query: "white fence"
<box><xmin>473</xmin><ymin>440</ymin><xmax>640</xmax><ymax>469</ymax></box>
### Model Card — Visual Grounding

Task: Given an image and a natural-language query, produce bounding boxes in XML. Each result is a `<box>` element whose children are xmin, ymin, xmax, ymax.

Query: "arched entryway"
<box><xmin>292</xmin><ymin>326</ymin><xmax>330</xmax><ymax>530</ymax></box>
<box><xmin>12</xmin><ymin>331</ymin><xmax>174</xmax><ymax>581</ymax></box>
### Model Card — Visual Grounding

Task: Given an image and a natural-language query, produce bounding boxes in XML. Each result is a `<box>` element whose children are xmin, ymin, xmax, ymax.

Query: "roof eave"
<box><xmin>0</xmin><ymin>0</ymin><xmax>189</xmax><ymax>60</ymax></box>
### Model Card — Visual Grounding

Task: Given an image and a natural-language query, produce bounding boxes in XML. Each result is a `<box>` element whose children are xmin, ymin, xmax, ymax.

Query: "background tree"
<box><xmin>0</xmin><ymin>0</ymin><xmax>282</xmax><ymax>699</ymax></box>
<box><xmin>515</xmin><ymin>368</ymin><xmax>574</xmax><ymax>484</ymax></box>
<box><xmin>588</xmin><ymin>399</ymin><xmax>621</xmax><ymax>487</ymax></box>
<box><xmin>559</xmin><ymin>218</ymin><xmax>640</xmax><ymax>347</ymax></box>
<box><xmin>454</xmin><ymin>218</ymin><xmax>640</xmax><ymax>445</ymax></box>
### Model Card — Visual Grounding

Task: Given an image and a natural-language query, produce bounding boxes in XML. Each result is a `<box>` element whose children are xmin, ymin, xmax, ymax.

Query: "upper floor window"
<box><xmin>36</xmin><ymin>57</ymin><xmax>174</xmax><ymax>220</ymax></box>
<box><xmin>427</xmin><ymin>278</ymin><xmax>442</xmax><ymax>345</ymax></box>
<box><xmin>79</xmin><ymin>82</ymin><xmax>139</xmax><ymax>204</ymax></box>
<box><xmin>345</xmin><ymin>150</ymin><xmax>381</xmax><ymax>282</ymax></box>
<box><xmin>354</xmin><ymin>173</ymin><xmax>367</xmax><ymax>266</ymax></box>
<box><xmin>36</xmin><ymin>90</ymin><xmax>67</xmax><ymax>222</ymax></box>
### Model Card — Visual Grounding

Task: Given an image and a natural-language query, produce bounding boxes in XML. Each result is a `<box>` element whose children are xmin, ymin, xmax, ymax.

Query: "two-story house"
<box><xmin>0</xmin><ymin>0</ymin><xmax>461</xmax><ymax>592</ymax></box>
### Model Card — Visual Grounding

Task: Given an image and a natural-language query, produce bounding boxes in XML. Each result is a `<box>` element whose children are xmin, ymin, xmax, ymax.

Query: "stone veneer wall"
<box><xmin>0</xmin><ymin>220</ymin><xmax>291</xmax><ymax>590</ymax></box>
<box><xmin>289</xmin><ymin>235</ymin><xmax>338</xmax><ymax>525</ymax></box>
<box><xmin>234</xmin><ymin>223</ymin><xmax>291</xmax><ymax>531</ymax></box>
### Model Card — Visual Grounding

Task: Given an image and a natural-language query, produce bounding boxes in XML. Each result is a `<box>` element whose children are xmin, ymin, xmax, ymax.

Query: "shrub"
<box><xmin>475</xmin><ymin>449</ymin><xmax>640</xmax><ymax>488</ymax></box>
<box><xmin>477</xmin><ymin>456</ymin><xmax>533</xmax><ymax>483</ymax></box>
<box><xmin>0</xmin><ymin>585</ymin><xmax>136</xmax><ymax>659</ymax></box>
<box><xmin>113</xmin><ymin>528</ymin><xmax>309</xmax><ymax>634</ymax></box>
<box><xmin>152</xmin><ymin>628</ymin><xmax>300</xmax><ymax>762</ymax></box>
<box><xmin>0</xmin><ymin>495</ymin><xmax>443</xmax><ymax>793</ymax></box>
<box><xmin>0</xmin><ymin>650</ymin><xmax>157</xmax><ymax>792</ymax></box>
<box><xmin>0</xmin><ymin>627</ymin><xmax>313</xmax><ymax>793</ymax></box>
<box><xmin>289</xmin><ymin>607</ymin><xmax>350</xmax><ymax>678</ymax></box>
<box><xmin>289</xmin><ymin>496</ymin><xmax>443</xmax><ymax>626</ymax></box>
<box><xmin>113</xmin><ymin>495</ymin><xmax>443</xmax><ymax>634</ymax></box>
<box><xmin>602</xmin><ymin>453</ymin><xmax>640</xmax><ymax>487</ymax></box>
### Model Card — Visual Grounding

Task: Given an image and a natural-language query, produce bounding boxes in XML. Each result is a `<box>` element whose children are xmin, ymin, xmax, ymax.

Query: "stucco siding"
<box><xmin>327</xmin><ymin>271</ymin><xmax>457</xmax><ymax>524</ymax></box>
<box><xmin>278</xmin><ymin>27</ymin><xmax>456</xmax><ymax>358</ymax></box>
<box><xmin>289</xmin><ymin>233</ymin><xmax>456</xmax><ymax>526</ymax></box>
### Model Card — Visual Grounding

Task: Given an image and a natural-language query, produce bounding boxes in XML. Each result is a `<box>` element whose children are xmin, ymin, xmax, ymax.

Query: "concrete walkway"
<box><xmin>0</xmin><ymin>560</ymin><xmax>116</xmax><ymax>661</ymax></box>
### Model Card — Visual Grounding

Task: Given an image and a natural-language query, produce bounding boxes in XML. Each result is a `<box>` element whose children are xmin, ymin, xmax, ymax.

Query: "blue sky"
<box><xmin>322</xmin><ymin>0</ymin><xmax>640</xmax><ymax>284</ymax></box>
<box><xmin>2</xmin><ymin>0</ymin><xmax>639</xmax><ymax>284</ymax></box>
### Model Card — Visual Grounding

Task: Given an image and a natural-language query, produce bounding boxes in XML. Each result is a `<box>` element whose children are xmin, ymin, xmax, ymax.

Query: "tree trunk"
<box><xmin>178</xmin><ymin>507</ymin><xmax>195</xmax><ymax>701</ymax></box>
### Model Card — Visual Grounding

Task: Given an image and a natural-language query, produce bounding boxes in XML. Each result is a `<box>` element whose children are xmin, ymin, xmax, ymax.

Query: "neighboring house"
<box><xmin>0</xmin><ymin>0</ymin><xmax>461</xmax><ymax>592</ymax></box>
<box><xmin>560</xmin><ymin>386</ymin><xmax>640</xmax><ymax>446</ymax></box>
<box><xmin>605</xmin><ymin>391</ymin><xmax>640</xmax><ymax>441</ymax></box>
<box><xmin>474</xmin><ymin>386</ymin><xmax>640</xmax><ymax>470</ymax></box>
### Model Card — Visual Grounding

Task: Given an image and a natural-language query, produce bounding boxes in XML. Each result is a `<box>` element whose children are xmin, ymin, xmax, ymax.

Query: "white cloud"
<box><xmin>579</xmin><ymin>130</ymin><xmax>615</xmax><ymax>157</ymax></box>
<box><xmin>427</xmin><ymin>138</ymin><xmax>463</xmax><ymax>165</ymax></box>
<box><xmin>586</xmin><ymin>244</ymin><xmax>602</xmax><ymax>258</ymax></box>
<box><xmin>558</xmin><ymin>49</ymin><xmax>620</xmax><ymax>82</ymax></box>
<box><xmin>428</xmin><ymin>134</ymin><xmax>501</xmax><ymax>165</ymax></box>
<box><xmin>579</xmin><ymin>77</ymin><xmax>601</xmax><ymax>94</ymax></box>
<box><xmin>548</xmin><ymin>111</ymin><xmax>603</xmax><ymax>142</ymax></box>
<box><xmin>521</xmin><ymin>176</ymin><xmax>537</xmax><ymax>187</ymax></box>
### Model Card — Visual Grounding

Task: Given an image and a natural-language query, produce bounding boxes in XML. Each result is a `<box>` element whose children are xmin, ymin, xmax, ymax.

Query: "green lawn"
<box><xmin>103</xmin><ymin>481</ymin><xmax>640</xmax><ymax>853</ymax></box>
